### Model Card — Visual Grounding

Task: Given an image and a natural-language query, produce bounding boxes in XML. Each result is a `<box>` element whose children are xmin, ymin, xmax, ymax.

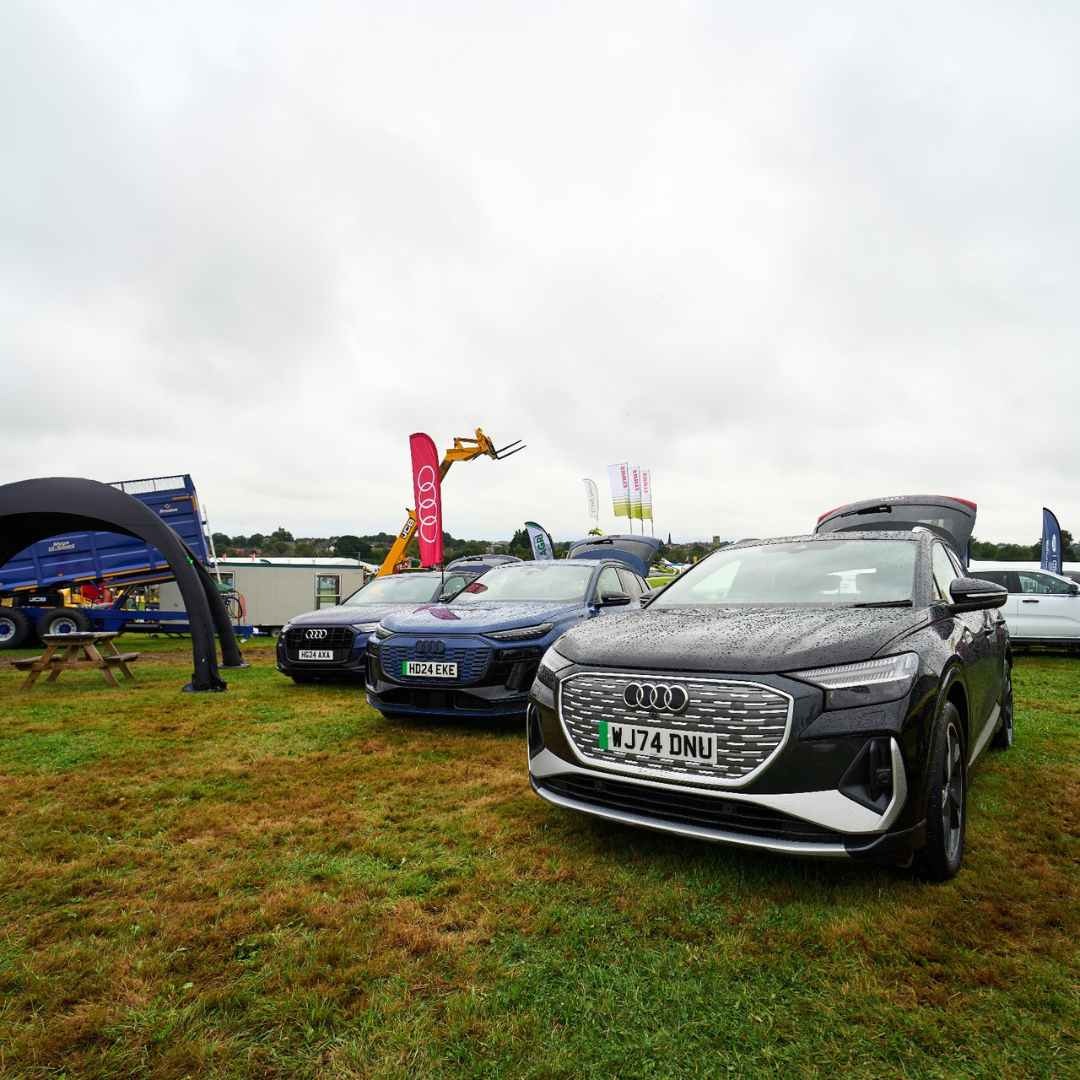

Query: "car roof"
<box><xmin>481</xmin><ymin>558</ymin><xmax>632</xmax><ymax>573</ymax></box>
<box><xmin>970</xmin><ymin>562</ymin><xmax>1076</xmax><ymax>581</ymax></box>
<box><xmin>722</xmin><ymin>531</ymin><xmax>924</xmax><ymax>550</ymax></box>
<box><xmin>377</xmin><ymin>570</ymin><xmax>475</xmax><ymax>581</ymax></box>
<box><xmin>446</xmin><ymin>553</ymin><xmax>521</xmax><ymax>564</ymax></box>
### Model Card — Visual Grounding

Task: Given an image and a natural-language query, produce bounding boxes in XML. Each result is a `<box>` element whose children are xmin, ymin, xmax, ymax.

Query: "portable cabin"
<box><xmin>157</xmin><ymin>557</ymin><xmax>375</xmax><ymax>631</ymax></box>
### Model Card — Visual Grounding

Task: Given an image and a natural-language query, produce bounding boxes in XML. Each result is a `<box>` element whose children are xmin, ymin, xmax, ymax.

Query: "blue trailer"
<box><xmin>0</xmin><ymin>474</ymin><xmax>248</xmax><ymax>647</ymax></box>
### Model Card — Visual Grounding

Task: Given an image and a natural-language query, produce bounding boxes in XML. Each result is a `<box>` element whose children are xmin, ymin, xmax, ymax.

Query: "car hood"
<box><xmin>382</xmin><ymin>601</ymin><xmax>583</xmax><ymax>635</ymax></box>
<box><xmin>554</xmin><ymin>605</ymin><xmax>928</xmax><ymax>674</ymax></box>
<box><xmin>285</xmin><ymin>603</ymin><xmax>423</xmax><ymax>628</ymax></box>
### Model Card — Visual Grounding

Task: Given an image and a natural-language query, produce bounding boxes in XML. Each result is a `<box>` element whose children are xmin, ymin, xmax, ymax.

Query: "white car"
<box><xmin>969</xmin><ymin>561</ymin><xmax>1080</xmax><ymax>645</ymax></box>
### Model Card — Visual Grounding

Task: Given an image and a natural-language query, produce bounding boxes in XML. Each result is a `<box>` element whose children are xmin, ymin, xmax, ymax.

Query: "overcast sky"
<box><xmin>3</xmin><ymin>2</ymin><xmax>1077</xmax><ymax>544</ymax></box>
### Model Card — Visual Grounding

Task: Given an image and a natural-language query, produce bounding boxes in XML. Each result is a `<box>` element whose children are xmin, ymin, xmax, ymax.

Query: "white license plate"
<box><xmin>598</xmin><ymin>721</ymin><xmax>716</xmax><ymax>764</ymax></box>
<box><xmin>401</xmin><ymin>659</ymin><xmax>458</xmax><ymax>678</ymax></box>
<box><xmin>298</xmin><ymin>649</ymin><xmax>334</xmax><ymax>661</ymax></box>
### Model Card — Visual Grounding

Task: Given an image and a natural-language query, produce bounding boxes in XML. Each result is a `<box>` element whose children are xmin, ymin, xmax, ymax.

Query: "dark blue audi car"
<box><xmin>365</xmin><ymin>537</ymin><xmax>659</xmax><ymax>720</ymax></box>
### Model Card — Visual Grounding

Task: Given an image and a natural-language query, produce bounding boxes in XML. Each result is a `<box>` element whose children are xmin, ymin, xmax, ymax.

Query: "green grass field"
<box><xmin>0</xmin><ymin>636</ymin><xmax>1076</xmax><ymax>1078</ymax></box>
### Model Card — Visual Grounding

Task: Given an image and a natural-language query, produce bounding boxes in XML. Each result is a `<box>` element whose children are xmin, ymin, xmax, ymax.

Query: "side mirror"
<box><xmin>598</xmin><ymin>591</ymin><xmax>632</xmax><ymax>607</ymax></box>
<box><xmin>949</xmin><ymin>577</ymin><xmax>1008</xmax><ymax>612</ymax></box>
<box><xmin>1070</xmin><ymin>583</ymin><xmax>1080</xmax><ymax>596</ymax></box>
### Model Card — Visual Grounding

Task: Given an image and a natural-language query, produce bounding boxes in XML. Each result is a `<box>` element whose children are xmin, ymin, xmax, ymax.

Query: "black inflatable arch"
<box><xmin>0</xmin><ymin>477</ymin><xmax>244</xmax><ymax>691</ymax></box>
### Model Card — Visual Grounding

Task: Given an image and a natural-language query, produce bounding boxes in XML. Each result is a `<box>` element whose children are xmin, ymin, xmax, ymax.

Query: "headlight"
<box><xmin>535</xmin><ymin>644</ymin><xmax>574</xmax><ymax>690</ymax></box>
<box><xmin>487</xmin><ymin>623</ymin><xmax>554</xmax><ymax>642</ymax></box>
<box><xmin>791</xmin><ymin>653</ymin><xmax>919</xmax><ymax>710</ymax></box>
<box><xmin>350</xmin><ymin>622</ymin><xmax>378</xmax><ymax>634</ymax></box>
<box><xmin>280</xmin><ymin>623</ymin><xmax>292</xmax><ymax>635</ymax></box>
<box><xmin>375</xmin><ymin>625</ymin><xmax>394</xmax><ymax>640</ymax></box>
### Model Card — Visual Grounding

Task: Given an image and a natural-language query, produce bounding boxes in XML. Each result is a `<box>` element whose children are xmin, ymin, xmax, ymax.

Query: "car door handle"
<box><xmin>1021</xmin><ymin>599</ymin><xmax>1040</xmax><ymax>604</ymax></box>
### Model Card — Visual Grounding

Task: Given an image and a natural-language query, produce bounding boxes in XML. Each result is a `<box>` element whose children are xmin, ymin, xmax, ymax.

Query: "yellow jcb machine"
<box><xmin>377</xmin><ymin>427</ymin><xmax>525</xmax><ymax>576</ymax></box>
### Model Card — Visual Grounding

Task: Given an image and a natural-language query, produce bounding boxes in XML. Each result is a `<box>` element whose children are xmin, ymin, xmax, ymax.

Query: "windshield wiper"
<box><xmin>850</xmin><ymin>599</ymin><xmax>913</xmax><ymax>608</ymax></box>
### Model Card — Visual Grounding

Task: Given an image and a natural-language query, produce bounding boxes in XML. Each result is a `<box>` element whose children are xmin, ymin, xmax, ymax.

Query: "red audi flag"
<box><xmin>410</xmin><ymin>432</ymin><xmax>444</xmax><ymax>567</ymax></box>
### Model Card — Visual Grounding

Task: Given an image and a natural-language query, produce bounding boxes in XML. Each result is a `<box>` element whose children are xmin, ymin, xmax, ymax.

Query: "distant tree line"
<box><xmin>970</xmin><ymin>530</ymin><xmax>1075</xmax><ymax>562</ymax></box>
<box><xmin>210</xmin><ymin>528</ymin><xmax>1077</xmax><ymax>567</ymax></box>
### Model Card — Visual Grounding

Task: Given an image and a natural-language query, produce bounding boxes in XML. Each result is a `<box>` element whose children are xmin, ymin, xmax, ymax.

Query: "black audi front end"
<box><xmin>277</xmin><ymin>620</ymin><xmax>372</xmax><ymax>682</ymax></box>
<box><xmin>529</xmin><ymin>524</ymin><xmax>1012</xmax><ymax>879</ymax></box>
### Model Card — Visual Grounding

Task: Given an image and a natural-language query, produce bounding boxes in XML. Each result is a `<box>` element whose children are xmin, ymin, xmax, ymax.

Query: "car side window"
<box><xmin>596</xmin><ymin>567</ymin><xmax>623</xmax><ymax>601</ymax></box>
<box><xmin>1018</xmin><ymin>571</ymin><xmax>1074</xmax><ymax>595</ymax></box>
<box><xmin>439</xmin><ymin>575</ymin><xmax>469</xmax><ymax>598</ymax></box>
<box><xmin>617</xmin><ymin>568</ymin><xmax>641</xmax><ymax>598</ymax></box>
<box><xmin>971</xmin><ymin>570</ymin><xmax>1006</xmax><ymax>587</ymax></box>
<box><xmin>931</xmin><ymin>544</ymin><xmax>960</xmax><ymax>601</ymax></box>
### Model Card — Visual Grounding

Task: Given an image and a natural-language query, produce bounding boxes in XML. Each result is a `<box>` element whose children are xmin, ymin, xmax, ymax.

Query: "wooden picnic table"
<box><xmin>13</xmin><ymin>632</ymin><xmax>140</xmax><ymax>690</ymax></box>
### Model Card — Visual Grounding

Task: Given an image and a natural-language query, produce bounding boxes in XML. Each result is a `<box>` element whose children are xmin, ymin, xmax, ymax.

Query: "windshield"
<box><xmin>453</xmin><ymin>563</ymin><xmax>594</xmax><ymax>604</ymax></box>
<box><xmin>341</xmin><ymin>575</ymin><xmax>439</xmax><ymax>606</ymax></box>
<box><xmin>651</xmin><ymin>540</ymin><xmax>918</xmax><ymax>607</ymax></box>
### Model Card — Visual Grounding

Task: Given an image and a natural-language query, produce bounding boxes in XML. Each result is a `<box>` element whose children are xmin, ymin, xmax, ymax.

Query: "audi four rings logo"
<box><xmin>415</xmin><ymin>639</ymin><xmax>445</xmax><ymax>656</ymax></box>
<box><xmin>416</xmin><ymin>464</ymin><xmax>439</xmax><ymax>544</ymax></box>
<box><xmin>622</xmin><ymin>682</ymin><xmax>690</xmax><ymax>714</ymax></box>
<box><xmin>305</xmin><ymin>629</ymin><xmax>328</xmax><ymax>640</ymax></box>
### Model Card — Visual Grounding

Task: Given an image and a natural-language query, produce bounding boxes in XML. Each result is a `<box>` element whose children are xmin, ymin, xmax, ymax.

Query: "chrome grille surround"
<box><xmin>558</xmin><ymin>671</ymin><xmax>794</xmax><ymax>788</ymax></box>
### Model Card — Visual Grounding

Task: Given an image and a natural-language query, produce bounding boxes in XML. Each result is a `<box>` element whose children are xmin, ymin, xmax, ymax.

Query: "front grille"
<box><xmin>559</xmin><ymin>672</ymin><xmax>792</xmax><ymax>785</ymax></box>
<box><xmin>375</xmin><ymin>688</ymin><xmax>519</xmax><ymax>712</ymax></box>
<box><xmin>378</xmin><ymin>642</ymin><xmax>492</xmax><ymax>684</ymax></box>
<box><xmin>541</xmin><ymin>774</ymin><xmax>844</xmax><ymax>843</ymax></box>
<box><xmin>285</xmin><ymin>626</ymin><xmax>356</xmax><ymax>664</ymax></box>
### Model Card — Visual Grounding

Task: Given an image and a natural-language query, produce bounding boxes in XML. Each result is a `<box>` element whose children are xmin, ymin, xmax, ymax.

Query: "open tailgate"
<box><xmin>566</xmin><ymin>534</ymin><xmax>661</xmax><ymax>579</ymax></box>
<box><xmin>815</xmin><ymin>495</ymin><xmax>976</xmax><ymax>564</ymax></box>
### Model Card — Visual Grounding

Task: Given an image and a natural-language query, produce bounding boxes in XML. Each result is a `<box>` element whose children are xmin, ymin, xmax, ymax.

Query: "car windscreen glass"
<box><xmin>650</xmin><ymin>540</ymin><xmax>918</xmax><ymax>606</ymax></box>
<box><xmin>453</xmin><ymin>563</ymin><xmax>594</xmax><ymax>603</ymax></box>
<box><xmin>341</xmin><ymin>576</ymin><xmax>438</xmax><ymax>605</ymax></box>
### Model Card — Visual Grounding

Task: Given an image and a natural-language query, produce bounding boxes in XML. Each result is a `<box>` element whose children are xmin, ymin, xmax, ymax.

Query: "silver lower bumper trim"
<box><xmin>530</xmin><ymin>742</ymin><xmax>907</xmax><ymax>835</ymax></box>
<box><xmin>532</xmin><ymin>779</ymin><xmax>852</xmax><ymax>858</ymax></box>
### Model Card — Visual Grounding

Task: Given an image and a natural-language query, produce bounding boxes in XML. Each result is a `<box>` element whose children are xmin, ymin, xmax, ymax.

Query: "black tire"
<box><xmin>30</xmin><ymin>608</ymin><xmax>56</xmax><ymax>642</ymax></box>
<box><xmin>991</xmin><ymin>662</ymin><xmax>1015</xmax><ymax>750</ymax></box>
<box><xmin>917</xmin><ymin>701</ymin><xmax>967</xmax><ymax>881</ymax></box>
<box><xmin>0</xmin><ymin>608</ymin><xmax>31</xmax><ymax>649</ymax></box>
<box><xmin>37</xmin><ymin>607</ymin><xmax>92</xmax><ymax>638</ymax></box>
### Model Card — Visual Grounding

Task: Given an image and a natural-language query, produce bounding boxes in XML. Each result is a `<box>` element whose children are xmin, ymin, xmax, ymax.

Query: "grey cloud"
<box><xmin>2</xmin><ymin>1</ymin><xmax>1078</xmax><ymax>545</ymax></box>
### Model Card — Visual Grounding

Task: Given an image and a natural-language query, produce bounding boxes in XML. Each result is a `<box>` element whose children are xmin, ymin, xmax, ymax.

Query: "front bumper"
<box><xmin>365</xmin><ymin>636</ymin><xmax>544</xmax><ymax>719</ymax></box>
<box><xmin>275</xmin><ymin>634</ymin><xmax>367</xmax><ymax>681</ymax></box>
<box><xmin>527</xmin><ymin>664</ymin><xmax>931</xmax><ymax>863</ymax></box>
<box><xmin>529</xmin><ymin>746</ymin><xmax>921</xmax><ymax>861</ymax></box>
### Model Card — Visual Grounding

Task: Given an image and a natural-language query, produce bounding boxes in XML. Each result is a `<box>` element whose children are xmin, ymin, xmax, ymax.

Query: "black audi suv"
<box><xmin>528</xmin><ymin>497</ymin><xmax>1013</xmax><ymax>879</ymax></box>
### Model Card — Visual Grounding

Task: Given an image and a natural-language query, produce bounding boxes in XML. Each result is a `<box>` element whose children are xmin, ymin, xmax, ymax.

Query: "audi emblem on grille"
<box><xmin>305</xmin><ymin>628</ymin><xmax>328</xmax><ymax>640</ymax></box>
<box><xmin>623</xmin><ymin>682</ymin><xmax>689</xmax><ymax>714</ymax></box>
<box><xmin>415</xmin><ymin>639</ymin><xmax>445</xmax><ymax>656</ymax></box>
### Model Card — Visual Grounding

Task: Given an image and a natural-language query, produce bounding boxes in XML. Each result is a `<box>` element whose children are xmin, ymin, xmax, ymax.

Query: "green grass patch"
<box><xmin>0</xmin><ymin>637</ymin><xmax>1075</xmax><ymax>1078</ymax></box>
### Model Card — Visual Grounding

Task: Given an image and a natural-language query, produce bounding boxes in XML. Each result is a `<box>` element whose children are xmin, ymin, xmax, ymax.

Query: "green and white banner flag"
<box><xmin>629</xmin><ymin>465</ymin><xmax>644</xmax><ymax>521</ymax></box>
<box><xmin>607</xmin><ymin>463</ymin><xmax>630</xmax><ymax>518</ymax></box>
<box><xmin>641</xmin><ymin>469</ymin><xmax>653</xmax><ymax>521</ymax></box>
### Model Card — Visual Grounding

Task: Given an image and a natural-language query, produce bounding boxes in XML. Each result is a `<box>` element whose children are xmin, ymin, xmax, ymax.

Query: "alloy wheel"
<box><xmin>942</xmin><ymin>722</ymin><xmax>964</xmax><ymax>862</ymax></box>
<box><xmin>1002</xmin><ymin>670</ymin><xmax>1015</xmax><ymax>746</ymax></box>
